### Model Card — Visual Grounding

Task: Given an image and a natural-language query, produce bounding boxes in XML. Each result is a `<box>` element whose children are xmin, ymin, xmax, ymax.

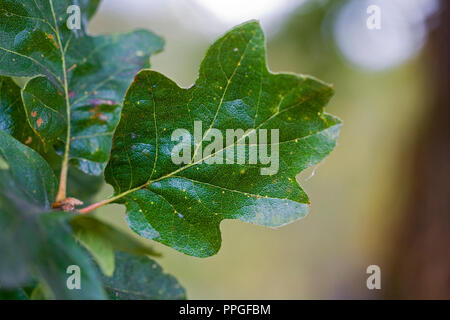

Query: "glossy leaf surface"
<box><xmin>105</xmin><ymin>22</ymin><xmax>341</xmax><ymax>257</ymax></box>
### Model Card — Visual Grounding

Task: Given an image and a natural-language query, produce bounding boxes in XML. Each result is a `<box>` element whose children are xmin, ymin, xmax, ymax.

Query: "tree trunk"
<box><xmin>387</xmin><ymin>1</ymin><xmax>449</xmax><ymax>299</ymax></box>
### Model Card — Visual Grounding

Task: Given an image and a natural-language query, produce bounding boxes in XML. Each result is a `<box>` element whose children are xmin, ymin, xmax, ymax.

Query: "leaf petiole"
<box><xmin>78</xmin><ymin>186</ymin><xmax>144</xmax><ymax>214</ymax></box>
<box><xmin>50</xmin><ymin>0</ymin><xmax>71</xmax><ymax>203</ymax></box>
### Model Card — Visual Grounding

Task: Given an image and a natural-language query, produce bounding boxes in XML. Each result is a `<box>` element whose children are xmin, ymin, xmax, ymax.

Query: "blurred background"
<box><xmin>88</xmin><ymin>0</ymin><xmax>449</xmax><ymax>299</ymax></box>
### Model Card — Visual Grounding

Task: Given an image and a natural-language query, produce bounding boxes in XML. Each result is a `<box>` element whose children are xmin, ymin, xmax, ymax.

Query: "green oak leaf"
<box><xmin>102</xmin><ymin>252</ymin><xmax>186</xmax><ymax>300</ymax></box>
<box><xmin>0</xmin><ymin>0</ymin><xmax>164</xmax><ymax>175</ymax></box>
<box><xmin>71</xmin><ymin>215</ymin><xmax>160</xmax><ymax>277</ymax></box>
<box><xmin>0</xmin><ymin>131</ymin><xmax>106</xmax><ymax>299</ymax></box>
<box><xmin>104</xmin><ymin>21</ymin><xmax>341</xmax><ymax>257</ymax></box>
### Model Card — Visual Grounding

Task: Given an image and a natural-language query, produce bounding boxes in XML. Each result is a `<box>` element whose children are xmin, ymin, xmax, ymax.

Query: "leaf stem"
<box><xmin>78</xmin><ymin>198</ymin><xmax>115</xmax><ymax>214</ymax></box>
<box><xmin>78</xmin><ymin>186</ymin><xmax>143</xmax><ymax>214</ymax></box>
<box><xmin>50</xmin><ymin>0</ymin><xmax>71</xmax><ymax>202</ymax></box>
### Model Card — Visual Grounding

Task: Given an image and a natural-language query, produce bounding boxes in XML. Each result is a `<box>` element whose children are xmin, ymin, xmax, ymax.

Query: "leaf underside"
<box><xmin>105</xmin><ymin>21</ymin><xmax>341</xmax><ymax>257</ymax></box>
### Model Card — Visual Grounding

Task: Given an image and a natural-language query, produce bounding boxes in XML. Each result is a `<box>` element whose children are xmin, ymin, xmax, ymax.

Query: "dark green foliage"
<box><xmin>102</xmin><ymin>252</ymin><xmax>186</xmax><ymax>300</ymax></box>
<box><xmin>105</xmin><ymin>21</ymin><xmax>341</xmax><ymax>257</ymax></box>
<box><xmin>0</xmin><ymin>1</ymin><xmax>340</xmax><ymax>300</ymax></box>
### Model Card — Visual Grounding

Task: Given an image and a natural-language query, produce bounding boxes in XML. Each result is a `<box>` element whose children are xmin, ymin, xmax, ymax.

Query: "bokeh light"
<box><xmin>333</xmin><ymin>0</ymin><xmax>439</xmax><ymax>71</ymax></box>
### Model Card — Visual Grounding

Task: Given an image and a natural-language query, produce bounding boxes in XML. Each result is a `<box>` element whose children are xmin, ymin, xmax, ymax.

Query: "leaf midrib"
<box><xmin>107</xmin><ymin>118</ymin><xmax>340</xmax><ymax>206</ymax></box>
<box><xmin>191</xmin><ymin>32</ymin><xmax>254</xmax><ymax>162</ymax></box>
<box><xmin>49</xmin><ymin>0</ymin><xmax>71</xmax><ymax>201</ymax></box>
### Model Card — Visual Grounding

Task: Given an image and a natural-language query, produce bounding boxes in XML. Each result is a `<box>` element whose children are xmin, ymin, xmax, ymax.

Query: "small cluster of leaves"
<box><xmin>0</xmin><ymin>0</ymin><xmax>340</xmax><ymax>299</ymax></box>
<box><xmin>0</xmin><ymin>0</ymin><xmax>182</xmax><ymax>300</ymax></box>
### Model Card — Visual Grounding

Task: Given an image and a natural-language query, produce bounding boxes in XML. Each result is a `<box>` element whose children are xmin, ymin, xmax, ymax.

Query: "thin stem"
<box><xmin>78</xmin><ymin>198</ymin><xmax>115</xmax><ymax>214</ymax></box>
<box><xmin>78</xmin><ymin>185</ymin><xmax>144</xmax><ymax>214</ymax></box>
<box><xmin>50</xmin><ymin>0</ymin><xmax>71</xmax><ymax>202</ymax></box>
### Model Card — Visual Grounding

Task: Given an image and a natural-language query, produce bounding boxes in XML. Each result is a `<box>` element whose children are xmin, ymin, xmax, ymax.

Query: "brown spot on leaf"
<box><xmin>89</xmin><ymin>105</ymin><xmax>108</xmax><ymax>122</ymax></box>
<box><xmin>46</xmin><ymin>33</ymin><xmax>59</xmax><ymax>49</ymax></box>
<box><xmin>31</xmin><ymin>111</ymin><xmax>37</xmax><ymax>117</ymax></box>
<box><xmin>25</xmin><ymin>136</ymin><xmax>32</xmax><ymax>144</ymax></box>
<box><xmin>36</xmin><ymin>117</ymin><xmax>44</xmax><ymax>128</ymax></box>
